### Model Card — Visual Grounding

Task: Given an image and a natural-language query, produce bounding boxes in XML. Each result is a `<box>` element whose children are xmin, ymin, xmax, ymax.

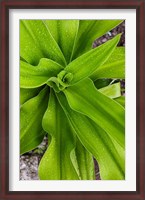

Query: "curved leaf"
<box><xmin>72</xmin><ymin>20</ymin><xmax>123</xmax><ymax>59</ymax></box>
<box><xmin>73</xmin><ymin>139</ymin><xmax>95</xmax><ymax>180</ymax></box>
<box><xmin>43</xmin><ymin>20</ymin><xmax>59</xmax><ymax>43</ymax></box>
<box><xmin>38</xmin><ymin>89</ymin><xmax>79</xmax><ymax>180</ymax></box>
<box><xmin>58</xmin><ymin>20</ymin><xmax>79</xmax><ymax>64</ymax></box>
<box><xmin>98</xmin><ymin>82</ymin><xmax>121</xmax><ymax>99</ymax></box>
<box><xmin>20</xmin><ymin>21</ymin><xmax>43</xmax><ymax>66</ymax></box>
<box><xmin>98</xmin><ymin>83</ymin><xmax>125</xmax><ymax>108</ymax></box>
<box><xmin>20</xmin><ymin>87</ymin><xmax>43</xmax><ymax>105</ymax></box>
<box><xmin>90</xmin><ymin>47</ymin><xmax>125</xmax><ymax>81</ymax></box>
<box><xmin>20</xmin><ymin>87</ymin><xmax>49</xmax><ymax>154</ymax></box>
<box><xmin>62</xmin><ymin>34</ymin><xmax>121</xmax><ymax>86</ymax></box>
<box><xmin>56</xmin><ymin>92</ymin><xmax>125</xmax><ymax>180</ymax></box>
<box><xmin>45</xmin><ymin>20</ymin><xmax>79</xmax><ymax>64</ymax></box>
<box><xmin>94</xmin><ymin>78</ymin><xmax>112</xmax><ymax>89</ymax></box>
<box><xmin>114</xmin><ymin>96</ymin><xmax>125</xmax><ymax>108</ymax></box>
<box><xmin>20</xmin><ymin>20</ymin><xmax>66</xmax><ymax>66</ymax></box>
<box><xmin>20</xmin><ymin>58</ymin><xmax>63</xmax><ymax>88</ymax></box>
<box><xmin>64</xmin><ymin>78</ymin><xmax>125</xmax><ymax>148</ymax></box>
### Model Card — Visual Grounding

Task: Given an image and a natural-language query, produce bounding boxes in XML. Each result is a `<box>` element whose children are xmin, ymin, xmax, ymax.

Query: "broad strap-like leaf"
<box><xmin>56</xmin><ymin>92</ymin><xmax>125</xmax><ymax>180</ymax></box>
<box><xmin>73</xmin><ymin>139</ymin><xmax>95</xmax><ymax>180</ymax></box>
<box><xmin>98</xmin><ymin>83</ymin><xmax>125</xmax><ymax>108</ymax></box>
<box><xmin>72</xmin><ymin>20</ymin><xmax>123</xmax><ymax>59</ymax></box>
<box><xmin>20</xmin><ymin>20</ymin><xmax>66</xmax><ymax>66</ymax></box>
<box><xmin>90</xmin><ymin>47</ymin><xmax>125</xmax><ymax>81</ymax></box>
<box><xmin>45</xmin><ymin>20</ymin><xmax>79</xmax><ymax>64</ymax></box>
<box><xmin>94</xmin><ymin>78</ymin><xmax>112</xmax><ymax>89</ymax></box>
<box><xmin>60</xmin><ymin>34</ymin><xmax>121</xmax><ymax>86</ymax></box>
<box><xmin>20</xmin><ymin>87</ymin><xmax>42</xmax><ymax>105</ymax></box>
<box><xmin>20</xmin><ymin>87</ymin><xmax>49</xmax><ymax>154</ymax></box>
<box><xmin>114</xmin><ymin>96</ymin><xmax>125</xmax><ymax>108</ymax></box>
<box><xmin>20</xmin><ymin>20</ymin><xmax>43</xmax><ymax>65</ymax></box>
<box><xmin>43</xmin><ymin>20</ymin><xmax>59</xmax><ymax>43</ymax></box>
<box><xmin>98</xmin><ymin>82</ymin><xmax>121</xmax><ymax>99</ymax></box>
<box><xmin>58</xmin><ymin>20</ymin><xmax>79</xmax><ymax>64</ymax></box>
<box><xmin>20</xmin><ymin>58</ymin><xmax>63</xmax><ymax>88</ymax></box>
<box><xmin>64</xmin><ymin>78</ymin><xmax>125</xmax><ymax>148</ymax></box>
<box><xmin>38</xmin><ymin>89</ymin><xmax>79</xmax><ymax>180</ymax></box>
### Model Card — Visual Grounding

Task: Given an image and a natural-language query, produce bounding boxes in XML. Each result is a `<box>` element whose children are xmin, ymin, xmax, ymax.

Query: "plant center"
<box><xmin>47</xmin><ymin>70</ymin><xmax>73</xmax><ymax>92</ymax></box>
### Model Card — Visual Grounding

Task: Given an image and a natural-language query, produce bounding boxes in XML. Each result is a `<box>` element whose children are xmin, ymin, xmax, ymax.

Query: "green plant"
<box><xmin>20</xmin><ymin>20</ymin><xmax>125</xmax><ymax>180</ymax></box>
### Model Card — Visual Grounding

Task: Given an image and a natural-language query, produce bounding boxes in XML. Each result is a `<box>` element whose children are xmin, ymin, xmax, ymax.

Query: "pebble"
<box><xmin>107</xmin><ymin>31</ymin><xmax>112</xmax><ymax>36</ymax></box>
<box><xmin>102</xmin><ymin>38</ymin><xmax>107</xmax><ymax>43</ymax></box>
<box><xmin>20</xmin><ymin>164</ymin><xmax>26</xmax><ymax>170</ymax></box>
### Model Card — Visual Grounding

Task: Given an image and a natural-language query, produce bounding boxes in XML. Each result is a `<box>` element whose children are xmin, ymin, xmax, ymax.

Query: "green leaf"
<box><xmin>20</xmin><ymin>56</ymin><xmax>27</xmax><ymax>62</ymax></box>
<box><xmin>72</xmin><ymin>20</ymin><xmax>123</xmax><ymax>59</ymax></box>
<box><xmin>20</xmin><ymin>21</ymin><xmax>43</xmax><ymax>66</ymax></box>
<box><xmin>61</xmin><ymin>34</ymin><xmax>121</xmax><ymax>86</ymax></box>
<box><xmin>20</xmin><ymin>87</ymin><xmax>49</xmax><ymax>154</ymax></box>
<box><xmin>56</xmin><ymin>92</ymin><xmax>125</xmax><ymax>180</ymax></box>
<box><xmin>94</xmin><ymin>78</ymin><xmax>112</xmax><ymax>89</ymax></box>
<box><xmin>98</xmin><ymin>83</ymin><xmax>125</xmax><ymax>108</ymax></box>
<box><xmin>64</xmin><ymin>78</ymin><xmax>125</xmax><ymax>148</ymax></box>
<box><xmin>114</xmin><ymin>96</ymin><xmax>125</xmax><ymax>108</ymax></box>
<box><xmin>20</xmin><ymin>20</ymin><xmax>66</xmax><ymax>66</ymax></box>
<box><xmin>43</xmin><ymin>20</ymin><xmax>59</xmax><ymax>43</ymax></box>
<box><xmin>111</xmin><ymin>137</ymin><xmax>125</xmax><ymax>163</ymax></box>
<box><xmin>58</xmin><ymin>20</ymin><xmax>79</xmax><ymax>64</ymax></box>
<box><xmin>38</xmin><ymin>89</ymin><xmax>79</xmax><ymax>180</ymax></box>
<box><xmin>45</xmin><ymin>20</ymin><xmax>79</xmax><ymax>64</ymax></box>
<box><xmin>98</xmin><ymin>82</ymin><xmax>121</xmax><ymax>99</ymax></box>
<box><xmin>20</xmin><ymin>58</ymin><xmax>63</xmax><ymax>88</ymax></box>
<box><xmin>74</xmin><ymin>139</ymin><xmax>95</xmax><ymax>180</ymax></box>
<box><xmin>20</xmin><ymin>87</ymin><xmax>43</xmax><ymax>105</ymax></box>
<box><xmin>90</xmin><ymin>47</ymin><xmax>125</xmax><ymax>81</ymax></box>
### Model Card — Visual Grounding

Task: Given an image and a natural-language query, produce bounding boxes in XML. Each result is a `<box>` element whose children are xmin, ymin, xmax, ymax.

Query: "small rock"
<box><xmin>102</xmin><ymin>38</ymin><xmax>107</xmax><ymax>43</ymax></box>
<box><xmin>20</xmin><ymin>164</ymin><xmax>26</xmax><ymax>170</ymax></box>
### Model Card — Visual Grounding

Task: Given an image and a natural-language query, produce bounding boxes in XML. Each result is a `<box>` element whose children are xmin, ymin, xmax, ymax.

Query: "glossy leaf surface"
<box><xmin>74</xmin><ymin>139</ymin><xmax>95</xmax><ymax>180</ymax></box>
<box><xmin>43</xmin><ymin>20</ymin><xmax>59</xmax><ymax>43</ymax></box>
<box><xmin>98</xmin><ymin>82</ymin><xmax>121</xmax><ymax>99</ymax></box>
<box><xmin>20</xmin><ymin>19</ymin><xmax>125</xmax><ymax>181</ymax></box>
<box><xmin>56</xmin><ymin>92</ymin><xmax>125</xmax><ymax>180</ymax></box>
<box><xmin>44</xmin><ymin>20</ymin><xmax>79</xmax><ymax>64</ymax></box>
<box><xmin>50</xmin><ymin>20</ymin><xmax>78</xmax><ymax>63</ymax></box>
<box><xmin>38</xmin><ymin>90</ymin><xmax>79</xmax><ymax>180</ymax></box>
<box><xmin>20</xmin><ymin>20</ymin><xmax>66</xmax><ymax>66</ymax></box>
<box><xmin>64</xmin><ymin>78</ymin><xmax>125</xmax><ymax>148</ymax></box>
<box><xmin>114</xmin><ymin>96</ymin><xmax>125</xmax><ymax>108</ymax></box>
<box><xmin>72</xmin><ymin>20</ymin><xmax>123</xmax><ymax>59</ymax></box>
<box><xmin>90</xmin><ymin>47</ymin><xmax>125</xmax><ymax>81</ymax></box>
<box><xmin>20</xmin><ymin>58</ymin><xmax>63</xmax><ymax>88</ymax></box>
<box><xmin>20</xmin><ymin>87</ymin><xmax>49</xmax><ymax>154</ymax></box>
<box><xmin>20</xmin><ymin>87</ymin><xmax>42</xmax><ymax>105</ymax></box>
<box><xmin>94</xmin><ymin>78</ymin><xmax>112</xmax><ymax>89</ymax></box>
<box><xmin>63</xmin><ymin>34</ymin><xmax>121</xmax><ymax>86</ymax></box>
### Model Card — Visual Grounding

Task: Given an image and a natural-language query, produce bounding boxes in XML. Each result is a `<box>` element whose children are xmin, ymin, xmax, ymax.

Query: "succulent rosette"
<box><xmin>20</xmin><ymin>20</ymin><xmax>125</xmax><ymax>180</ymax></box>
